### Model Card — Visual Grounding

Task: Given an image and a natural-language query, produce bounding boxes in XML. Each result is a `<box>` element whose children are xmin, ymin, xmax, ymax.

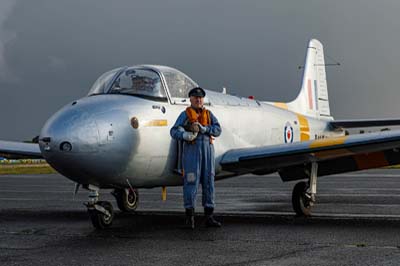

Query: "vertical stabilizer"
<box><xmin>287</xmin><ymin>39</ymin><xmax>332</xmax><ymax>119</ymax></box>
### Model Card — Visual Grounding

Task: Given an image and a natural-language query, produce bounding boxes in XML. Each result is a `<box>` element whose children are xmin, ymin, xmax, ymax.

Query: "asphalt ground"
<box><xmin>1</xmin><ymin>169</ymin><xmax>400</xmax><ymax>265</ymax></box>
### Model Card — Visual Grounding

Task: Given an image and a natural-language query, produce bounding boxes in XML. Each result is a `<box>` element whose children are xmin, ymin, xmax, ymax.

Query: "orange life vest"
<box><xmin>185</xmin><ymin>107</ymin><xmax>214</xmax><ymax>144</ymax></box>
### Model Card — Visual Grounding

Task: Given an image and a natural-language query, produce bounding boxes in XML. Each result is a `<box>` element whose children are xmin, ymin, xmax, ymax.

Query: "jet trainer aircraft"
<box><xmin>2</xmin><ymin>39</ymin><xmax>400</xmax><ymax>229</ymax></box>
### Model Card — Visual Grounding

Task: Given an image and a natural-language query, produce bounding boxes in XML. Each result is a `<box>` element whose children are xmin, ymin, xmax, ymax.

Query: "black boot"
<box><xmin>184</xmin><ymin>208</ymin><xmax>195</xmax><ymax>229</ymax></box>
<box><xmin>204</xmin><ymin>207</ymin><xmax>221</xmax><ymax>228</ymax></box>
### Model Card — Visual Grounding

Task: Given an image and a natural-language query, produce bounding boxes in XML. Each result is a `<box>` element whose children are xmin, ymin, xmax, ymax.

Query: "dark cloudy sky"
<box><xmin>1</xmin><ymin>0</ymin><xmax>400</xmax><ymax>141</ymax></box>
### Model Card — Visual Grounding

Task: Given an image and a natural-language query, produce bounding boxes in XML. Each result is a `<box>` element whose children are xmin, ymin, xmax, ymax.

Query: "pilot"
<box><xmin>170</xmin><ymin>87</ymin><xmax>222</xmax><ymax>229</ymax></box>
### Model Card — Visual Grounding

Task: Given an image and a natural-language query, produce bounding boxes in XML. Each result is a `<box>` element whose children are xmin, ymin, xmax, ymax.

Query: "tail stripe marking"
<box><xmin>296</xmin><ymin>113</ymin><xmax>310</xmax><ymax>141</ymax></box>
<box><xmin>307</xmin><ymin>79</ymin><xmax>313</xmax><ymax>110</ymax></box>
<box><xmin>314</xmin><ymin>80</ymin><xmax>319</xmax><ymax>111</ymax></box>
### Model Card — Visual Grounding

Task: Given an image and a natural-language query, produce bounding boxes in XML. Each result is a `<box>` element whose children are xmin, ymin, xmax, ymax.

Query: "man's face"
<box><xmin>190</xmin><ymin>96</ymin><xmax>204</xmax><ymax>109</ymax></box>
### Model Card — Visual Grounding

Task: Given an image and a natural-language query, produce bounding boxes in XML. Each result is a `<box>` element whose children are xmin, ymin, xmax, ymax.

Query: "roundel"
<box><xmin>284</xmin><ymin>122</ymin><xmax>294</xmax><ymax>143</ymax></box>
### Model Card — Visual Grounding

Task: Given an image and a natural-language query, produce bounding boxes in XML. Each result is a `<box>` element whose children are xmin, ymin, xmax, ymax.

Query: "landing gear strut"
<box><xmin>112</xmin><ymin>188</ymin><xmax>139</xmax><ymax>212</ymax></box>
<box><xmin>292</xmin><ymin>162</ymin><xmax>318</xmax><ymax>216</ymax></box>
<box><xmin>85</xmin><ymin>187</ymin><xmax>114</xmax><ymax>229</ymax></box>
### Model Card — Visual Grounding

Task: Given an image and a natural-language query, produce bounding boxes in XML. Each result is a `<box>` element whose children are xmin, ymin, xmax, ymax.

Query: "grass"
<box><xmin>0</xmin><ymin>163</ymin><xmax>57</xmax><ymax>175</ymax></box>
<box><xmin>385</xmin><ymin>165</ymin><xmax>400</xmax><ymax>169</ymax></box>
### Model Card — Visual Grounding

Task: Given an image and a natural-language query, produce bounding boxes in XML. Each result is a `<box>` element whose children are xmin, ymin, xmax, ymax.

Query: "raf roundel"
<box><xmin>284</xmin><ymin>122</ymin><xmax>294</xmax><ymax>143</ymax></box>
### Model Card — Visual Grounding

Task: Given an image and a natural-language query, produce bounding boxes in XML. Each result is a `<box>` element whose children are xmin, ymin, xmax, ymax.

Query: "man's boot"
<box><xmin>184</xmin><ymin>208</ymin><xmax>195</xmax><ymax>229</ymax></box>
<box><xmin>204</xmin><ymin>207</ymin><xmax>221</xmax><ymax>227</ymax></box>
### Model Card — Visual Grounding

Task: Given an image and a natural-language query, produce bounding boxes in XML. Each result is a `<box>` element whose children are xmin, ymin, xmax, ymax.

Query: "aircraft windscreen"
<box><xmin>108</xmin><ymin>68</ymin><xmax>167</xmax><ymax>100</ymax></box>
<box><xmin>163</xmin><ymin>70</ymin><xmax>197</xmax><ymax>100</ymax></box>
<box><xmin>88</xmin><ymin>68</ymin><xmax>121</xmax><ymax>96</ymax></box>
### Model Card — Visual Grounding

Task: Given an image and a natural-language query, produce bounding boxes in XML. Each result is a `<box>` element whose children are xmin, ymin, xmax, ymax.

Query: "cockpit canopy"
<box><xmin>87</xmin><ymin>65</ymin><xmax>198</xmax><ymax>103</ymax></box>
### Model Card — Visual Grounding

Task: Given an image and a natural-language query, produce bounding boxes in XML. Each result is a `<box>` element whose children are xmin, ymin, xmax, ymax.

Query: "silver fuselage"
<box><xmin>39</xmin><ymin>91</ymin><xmax>342</xmax><ymax>188</ymax></box>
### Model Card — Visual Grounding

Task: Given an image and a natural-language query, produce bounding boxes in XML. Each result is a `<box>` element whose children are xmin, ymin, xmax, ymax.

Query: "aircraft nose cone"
<box><xmin>38</xmin><ymin>98</ymin><xmax>135</xmax><ymax>186</ymax></box>
<box><xmin>39</xmin><ymin>103</ymin><xmax>100</xmax><ymax>181</ymax></box>
<box><xmin>39</xmin><ymin>105</ymin><xmax>99</xmax><ymax>154</ymax></box>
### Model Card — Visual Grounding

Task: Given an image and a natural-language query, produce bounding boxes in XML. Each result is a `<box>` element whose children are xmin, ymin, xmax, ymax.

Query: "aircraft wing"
<box><xmin>0</xmin><ymin>140</ymin><xmax>43</xmax><ymax>159</ymax></box>
<box><xmin>220</xmin><ymin>130</ymin><xmax>400</xmax><ymax>181</ymax></box>
<box><xmin>330</xmin><ymin>118</ymin><xmax>400</xmax><ymax>128</ymax></box>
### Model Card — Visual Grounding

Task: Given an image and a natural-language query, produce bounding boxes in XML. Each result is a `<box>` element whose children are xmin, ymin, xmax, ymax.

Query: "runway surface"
<box><xmin>1</xmin><ymin>169</ymin><xmax>400</xmax><ymax>265</ymax></box>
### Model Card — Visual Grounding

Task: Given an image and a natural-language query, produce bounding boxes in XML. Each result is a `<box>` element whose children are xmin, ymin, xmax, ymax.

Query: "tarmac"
<box><xmin>1</xmin><ymin>169</ymin><xmax>400</xmax><ymax>265</ymax></box>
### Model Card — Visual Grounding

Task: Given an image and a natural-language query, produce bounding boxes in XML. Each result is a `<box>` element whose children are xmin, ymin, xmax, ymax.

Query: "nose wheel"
<box><xmin>112</xmin><ymin>188</ymin><xmax>139</xmax><ymax>212</ymax></box>
<box><xmin>85</xmin><ymin>186</ymin><xmax>139</xmax><ymax>229</ymax></box>
<box><xmin>85</xmin><ymin>188</ymin><xmax>114</xmax><ymax>229</ymax></box>
<box><xmin>87</xmin><ymin>201</ymin><xmax>114</xmax><ymax>229</ymax></box>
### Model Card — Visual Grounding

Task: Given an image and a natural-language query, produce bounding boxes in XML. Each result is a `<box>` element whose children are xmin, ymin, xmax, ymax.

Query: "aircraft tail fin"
<box><xmin>286</xmin><ymin>39</ymin><xmax>333</xmax><ymax>119</ymax></box>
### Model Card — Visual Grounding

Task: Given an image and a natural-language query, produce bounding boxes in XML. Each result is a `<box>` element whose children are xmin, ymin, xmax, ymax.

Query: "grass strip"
<box><xmin>0</xmin><ymin>164</ymin><xmax>57</xmax><ymax>175</ymax></box>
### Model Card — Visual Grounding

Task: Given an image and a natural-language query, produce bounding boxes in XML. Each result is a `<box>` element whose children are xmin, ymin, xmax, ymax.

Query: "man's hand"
<box><xmin>187</xmin><ymin>123</ymin><xmax>200</xmax><ymax>133</ymax></box>
<box><xmin>183</xmin><ymin>131</ymin><xmax>198</xmax><ymax>141</ymax></box>
<box><xmin>194</xmin><ymin>122</ymin><xmax>207</xmax><ymax>134</ymax></box>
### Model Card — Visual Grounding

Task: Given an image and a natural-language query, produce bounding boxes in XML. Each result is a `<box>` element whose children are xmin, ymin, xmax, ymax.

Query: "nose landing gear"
<box><xmin>88</xmin><ymin>201</ymin><xmax>114</xmax><ymax>229</ymax></box>
<box><xmin>84</xmin><ymin>185</ymin><xmax>139</xmax><ymax>229</ymax></box>
<box><xmin>85</xmin><ymin>187</ymin><xmax>115</xmax><ymax>229</ymax></box>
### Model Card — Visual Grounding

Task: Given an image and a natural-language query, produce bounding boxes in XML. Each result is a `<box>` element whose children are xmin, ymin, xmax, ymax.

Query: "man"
<box><xmin>170</xmin><ymin>87</ymin><xmax>222</xmax><ymax>229</ymax></box>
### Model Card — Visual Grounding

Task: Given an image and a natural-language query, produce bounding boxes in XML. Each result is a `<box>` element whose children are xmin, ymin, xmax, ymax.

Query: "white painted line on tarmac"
<box><xmin>0</xmin><ymin>190</ymin><xmax>81</xmax><ymax>193</ymax></box>
<box><xmin>0</xmin><ymin>185</ymin><xmax>78</xmax><ymax>189</ymax></box>
<box><xmin>0</xmin><ymin>190</ymin><xmax>184</xmax><ymax>196</ymax></box>
<box><xmin>134</xmin><ymin>210</ymin><xmax>400</xmax><ymax>219</ymax></box>
<box><xmin>2</xmin><ymin>189</ymin><xmax>400</xmax><ymax>199</ymax></box>
<box><xmin>0</xmin><ymin>176</ymin><xmax>62</xmax><ymax>179</ymax></box>
<box><xmin>317</xmin><ymin>193</ymin><xmax>400</xmax><ymax>197</ymax></box>
<box><xmin>0</xmin><ymin>198</ymin><xmax>82</xmax><ymax>201</ymax></box>
<box><xmin>328</xmin><ymin>173</ymin><xmax>400</xmax><ymax>177</ymax></box>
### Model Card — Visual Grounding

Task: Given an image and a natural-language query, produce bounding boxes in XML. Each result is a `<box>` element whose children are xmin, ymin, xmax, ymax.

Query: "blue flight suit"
<box><xmin>170</xmin><ymin>109</ymin><xmax>222</xmax><ymax>209</ymax></box>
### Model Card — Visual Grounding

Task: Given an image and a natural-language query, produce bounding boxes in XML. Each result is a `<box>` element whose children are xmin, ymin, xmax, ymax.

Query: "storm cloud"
<box><xmin>1</xmin><ymin>0</ymin><xmax>400</xmax><ymax>140</ymax></box>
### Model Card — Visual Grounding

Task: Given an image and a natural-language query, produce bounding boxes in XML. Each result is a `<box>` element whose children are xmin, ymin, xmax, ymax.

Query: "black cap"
<box><xmin>188</xmin><ymin>87</ymin><xmax>206</xmax><ymax>97</ymax></box>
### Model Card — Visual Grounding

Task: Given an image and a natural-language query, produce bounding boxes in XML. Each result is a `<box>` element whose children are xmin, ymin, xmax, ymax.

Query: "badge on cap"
<box><xmin>188</xmin><ymin>87</ymin><xmax>206</xmax><ymax>97</ymax></box>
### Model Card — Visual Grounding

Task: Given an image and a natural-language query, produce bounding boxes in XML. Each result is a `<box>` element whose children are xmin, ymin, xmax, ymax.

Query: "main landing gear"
<box><xmin>112</xmin><ymin>188</ymin><xmax>139</xmax><ymax>212</ymax></box>
<box><xmin>292</xmin><ymin>162</ymin><xmax>318</xmax><ymax>217</ymax></box>
<box><xmin>85</xmin><ymin>185</ymin><xmax>139</xmax><ymax>229</ymax></box>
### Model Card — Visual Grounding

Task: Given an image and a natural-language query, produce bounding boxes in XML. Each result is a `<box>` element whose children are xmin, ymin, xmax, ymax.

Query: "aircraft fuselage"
<box><xmin>39</xmin><ymin>91</ymin><xmax>343</xmax><ymax>189</ymax></box>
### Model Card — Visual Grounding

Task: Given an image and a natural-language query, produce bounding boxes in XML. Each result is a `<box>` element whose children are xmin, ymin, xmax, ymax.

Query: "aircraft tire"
<box><xmin>114</xmin><ymin>188</ymin><xmax>139</xmax><ymax>212</ymax></box>
<box><xmin>89</xmin><ymin>201</ymin><xmax>114</xmax><ymax>229</ymax></box>
<box><xmin>292</xmin><ymin>181</ymin><xmax>312</xmax><ymax>216</ymax></box>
